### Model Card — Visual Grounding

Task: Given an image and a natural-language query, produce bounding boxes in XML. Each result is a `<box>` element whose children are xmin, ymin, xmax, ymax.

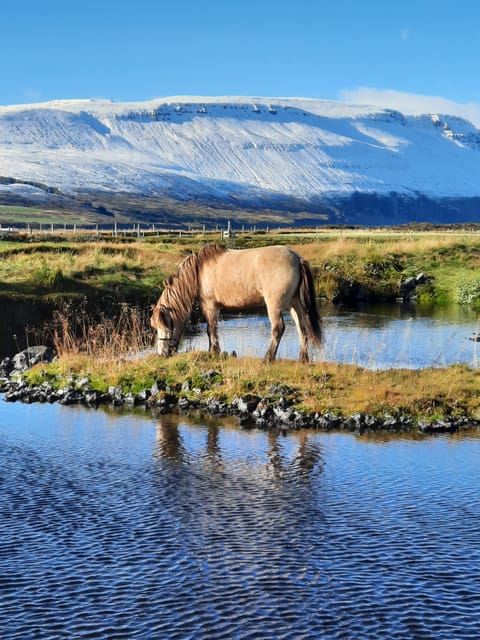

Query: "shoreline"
<box><xmin>2</xmin><ymin>347</ymin><xmax>479</xmax><ymax>436</ymax></box>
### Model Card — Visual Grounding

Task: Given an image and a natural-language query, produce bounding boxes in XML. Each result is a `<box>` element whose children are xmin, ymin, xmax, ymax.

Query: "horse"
<box><xmin>150</xmin><ymin>244</ymin><xmax>322</xmax><ymax>363</ymax></box>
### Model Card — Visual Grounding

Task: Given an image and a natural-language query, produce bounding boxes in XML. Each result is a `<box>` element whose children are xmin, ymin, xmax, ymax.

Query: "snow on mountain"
<box><xmin>1</xmin><ymin>96</ymin><xmax>480</xmax><ymax>221</ymax></box>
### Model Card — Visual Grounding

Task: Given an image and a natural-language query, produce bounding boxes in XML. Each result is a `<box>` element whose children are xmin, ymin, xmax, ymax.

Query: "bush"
<box><xmin>32</xmin><ymin>261</ymin><xmax>65</xmax><ymax>290</ymax></box>
<box><xmin>457</xmin><ymin>279</ymin><xmax>480</xmax><ymax>305</ymax></box>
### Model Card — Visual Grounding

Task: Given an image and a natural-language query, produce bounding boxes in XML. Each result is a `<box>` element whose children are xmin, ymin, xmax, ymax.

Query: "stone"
<box><xmin>12</xmin><ymin>346</ymin><xmax>54</xmax><ymax>372</ymax></box>
<box><xmin>124</xmin><ymin>393</ymin><xmax>136</xmax><ymax>405</ymax></box>
<box><xmin>234</xmin><ymin>394</ymin><xmax>261</xmax><ymax>413</ymax></box>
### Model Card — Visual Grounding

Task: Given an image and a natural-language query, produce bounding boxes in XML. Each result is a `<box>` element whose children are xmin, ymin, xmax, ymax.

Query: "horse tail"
<box><xmin>298</xmin><ymin>258</ymin><xmax>322</xmax><ymax>348</ymax></box>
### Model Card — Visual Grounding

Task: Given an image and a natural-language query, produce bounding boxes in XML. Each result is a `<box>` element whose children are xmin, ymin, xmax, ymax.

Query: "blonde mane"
<box><xmin>160</xmin><ymin>253</ymin><xmax>199</xmax><ymax>322</ymax></box>
<box><xmin>197</xmin><ymin>243</ymin><xmax>227</xmax><ymax>266</ymax></box>
<box><xmin>159</xmin><ymin>245</ymin><xmax>227</xmax><ymax>322</ymax></box>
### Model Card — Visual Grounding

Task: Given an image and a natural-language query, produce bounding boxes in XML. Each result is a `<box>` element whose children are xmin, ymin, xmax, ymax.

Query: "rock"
<box><xmin>178</xmin><ymin>397</ymin><xmax>190</xmax><ymax>411</ymax></box>
<box><xmin>76</xmin><ymin>376</ymin><xmax>91</xmax><ymax>390</ymax></box>
<box><xmin>268</xmin><ymin>384</ymin><xmax>296</xmax><ymax>396</ymax></box>
<box><xmin>58</xmin><ymin>390</ymin><xmax>84</xmax><ymax>405</ymax></box>
<box><xmin>0</xmin><ymin>357</ymin><xmax>13</xmax><ymax>377</ymax></box>
<box><xmin>234</xmin><ymin>394</ymin><xmax>261</xmax><ymax>414</ymax></box>
<box><xmin>137</xmin><ymin>389</ymin><xmax>151</xmax><ymax>403</ymax></box>
<box><xmin>418</xmin><ymin>419</ymin><xmax>457</xmax><ymax>434</ymax></box>
<box><xmin>239</xmin><ymin>414</ymin><xmax>256</xmax><ymax>427</ymax></box>
<box><xmin>399</xmin><ymin>272</ymin><xmax>430</xmax><ymax>301</ymax></box>
<box><xmin>314</xmin><ymin>412</ymin><xmax>343</xmax><ymax>431</ymax></box>
<box><xmin>201</xmin><ymin>369</ymin><xmax>222</xmax><ymax>382</ymax></box>
<box><xmin>85</xmin><ymin>391</ymin><xmax>100</xmax><ymax>406</ymax></box>
<box><xmin>273</xmin><ymin>405</ymin><xmax>294</xmax><ymax>423</ymax></box>
<box><xmin>12</xmin><ymin>346</ymin><xmax>54</xmax><ymax>372</ymax></box>
<box><xmin>108</xmin><ymin>386</ymin><xmax>123</xmax><ymax>403</ymax></box>
<box><xmin>124</xmin><ymin>393</ymin><xmax>137</xmax><ymax>406</ymax></box>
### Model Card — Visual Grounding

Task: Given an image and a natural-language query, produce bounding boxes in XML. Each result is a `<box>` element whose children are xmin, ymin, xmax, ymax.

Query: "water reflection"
<box><xmin>265</xmin><ymin>430</ymin><xmax>325</xmax><ymax>481</ymax></box>
<box><xmin>182</xmin><ymin>302</ymin><xmax>480</xmax><ymax>369</ymax></box>
<box><xmin>153</xmin><ymin>415</ymin><xmax>324</xmax><ymax>483</ymax></box>
<box><xmin>0</xmin><ymin>402</ymin><xmax>479</xmax><ymax>638</ymax></box>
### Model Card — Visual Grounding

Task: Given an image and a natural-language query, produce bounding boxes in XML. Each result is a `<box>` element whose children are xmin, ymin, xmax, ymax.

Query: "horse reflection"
<box><xmin>154</xmin><ymin>416</ymin><xmax>189</xmax><ymax>463</ymax></box>
<box><xmin>154</xmin><ymin>417</ymin><xmax>324</xmax><ymax>483</ymax></box>
<box><xmin>154</xmin><ymin>417</ymin><xmax>224</xmax><ymax>472</ymax></box>
<box><xmin>266</xmin><ymin>430</ymin><xmax>324</xmax><ymax>482</ymax></box>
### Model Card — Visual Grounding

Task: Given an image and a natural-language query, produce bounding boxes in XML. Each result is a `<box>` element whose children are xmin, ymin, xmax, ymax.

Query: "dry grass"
<box><xmin>50</xmin><ymin>301</ymin><xmax>154</xmax><ymax>360</ymax></box>
<box><xmin>291</xmin><ymin>232</ymin><xmax>478</xmax><ymax>268</ymax></box>
<box><xmin>0</xmin><ymin>242</ymin><xmax>188</xmax><ymax>297</ymax></box>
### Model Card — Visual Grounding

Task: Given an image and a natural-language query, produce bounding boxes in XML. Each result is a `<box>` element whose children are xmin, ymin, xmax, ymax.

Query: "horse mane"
<box><xmin>160</xmin><ymin>244</ymin><xmax>227</xmax><ymax>322</ymax></box>
<box><xmin>160</xmin><ymin>253</ymin><xmax>199</xmax><ymax>322</ymax></box>
<box><xmin>197</xmin><ymin>243</ymin><xmax>227</xmax><ymax>268</ymax></box>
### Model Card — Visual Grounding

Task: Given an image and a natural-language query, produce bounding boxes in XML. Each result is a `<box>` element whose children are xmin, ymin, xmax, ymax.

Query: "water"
<box><xmin>1</xmin><ymin>400</ymin><xmax>480</xmax><ymax>639</ymax></box>
<box><xmin>182</xmin><ymin>303</ymin><xmax>480</xmax><ymax>369</ymax></box>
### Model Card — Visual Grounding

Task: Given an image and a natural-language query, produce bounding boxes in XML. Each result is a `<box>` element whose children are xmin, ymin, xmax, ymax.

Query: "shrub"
<box><xmin>32</xmin><ymin>261</ymin><xmax>65</xmax><ymax>290</ymax></box>
<box><xmin>457</xmin><ymin>279</ymin><xmax>480</xmax><ymax>305</ymax></box>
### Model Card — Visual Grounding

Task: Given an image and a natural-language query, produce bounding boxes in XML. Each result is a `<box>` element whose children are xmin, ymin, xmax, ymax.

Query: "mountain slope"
<box><xmin>1</xmin><ymin>96</ymin><xmax>480</xmax><ymax>225</ymax></box>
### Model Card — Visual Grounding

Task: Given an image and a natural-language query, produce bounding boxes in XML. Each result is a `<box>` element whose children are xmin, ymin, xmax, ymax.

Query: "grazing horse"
<box><xmin>150</xmin><ymin>244</ymin><xmax>322</xmax><ymax>362</ymax></box>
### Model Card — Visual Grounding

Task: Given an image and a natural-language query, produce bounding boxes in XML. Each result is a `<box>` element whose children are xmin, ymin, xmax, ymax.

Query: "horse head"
<box><xmin>150</xmin><ymin>304</ymin><xmax>180</xmax><ymax>357</ymax></box>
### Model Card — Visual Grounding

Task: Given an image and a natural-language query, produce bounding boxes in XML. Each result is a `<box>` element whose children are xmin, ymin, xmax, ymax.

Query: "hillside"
<box><xmin>1</xmin><ymin>96</ymin><xmax>480</xmax><ymax>226</ymax></box>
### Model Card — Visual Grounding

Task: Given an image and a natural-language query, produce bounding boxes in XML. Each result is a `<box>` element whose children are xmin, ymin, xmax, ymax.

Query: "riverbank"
<box><xmin>2</xmin><ymin>228</ymin><xmax>480</xmax><ymax>307</ymax></box>
<box><xmin>2</xmin><ymin>348</ymin><xmax>479</xmax><ymax>435</ymax></box>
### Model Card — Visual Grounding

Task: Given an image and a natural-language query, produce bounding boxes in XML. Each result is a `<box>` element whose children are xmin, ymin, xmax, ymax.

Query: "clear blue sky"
<box><xmin>2</xmin><ymin>0</ymin><xmax>479</xmax><ymax>111</ymax></box>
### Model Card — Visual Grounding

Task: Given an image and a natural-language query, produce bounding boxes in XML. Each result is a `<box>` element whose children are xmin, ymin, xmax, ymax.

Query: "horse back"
<box><xmin>199</xmin><ymin>245</ymin><xmax>301</xmax><ymax>309</ymax></box>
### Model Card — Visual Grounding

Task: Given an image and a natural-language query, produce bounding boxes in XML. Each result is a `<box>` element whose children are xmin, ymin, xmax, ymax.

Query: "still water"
<box><xmin>182</xmin><ymin>303</ymin><xmax>480</xmax><ymax>369</ymax></box>
<box><xmin>1</xmin><ymin>401</ymin><xmax>479</xmax><ymax>639</ymax></box>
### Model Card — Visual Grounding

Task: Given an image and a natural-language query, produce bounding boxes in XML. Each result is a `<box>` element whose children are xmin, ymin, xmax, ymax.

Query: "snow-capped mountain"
<box><xmin>1</xmin><ymin>96</ymin><xmax>480</xmax><ymax>225</ymax></box>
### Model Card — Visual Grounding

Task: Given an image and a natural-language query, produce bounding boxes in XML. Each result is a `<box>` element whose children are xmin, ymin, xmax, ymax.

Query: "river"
<box><xmin>182</xmin><ymin>302</ymin><xmax>480</xmax><ymax>369</ymax></box>
<box><xmin>1</xmin><ymin>401</ymin><xmax>479</xmax><ymax>639</ymax></box>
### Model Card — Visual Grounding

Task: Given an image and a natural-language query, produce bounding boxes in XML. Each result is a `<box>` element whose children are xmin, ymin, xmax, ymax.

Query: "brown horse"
<box><xmin>150</xmin><ymin>244</ymin><xmax>322</xmax><ymax>362</ymax></box>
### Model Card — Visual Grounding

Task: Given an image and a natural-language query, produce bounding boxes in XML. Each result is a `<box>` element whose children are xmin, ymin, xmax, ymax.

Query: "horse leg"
<box><xmin>264</xmin><ymin>305</ymin><xmax>285</xmax><ymax>363</ymax></box>
<box><xmin>290</xmin><ymin>302</ymin><xmax>309</xmax><ymax>363</ymax></box>
<box><xmin>203</xmin><ymin>304</ymin><xmax>221</xmax><ymax>354</ymax></box>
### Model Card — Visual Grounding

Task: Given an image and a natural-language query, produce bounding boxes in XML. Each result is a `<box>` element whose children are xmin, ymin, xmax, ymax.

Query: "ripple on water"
<box><xmin>0</xmin><ymin>402</ymin><xmax>480</xmax><ymax>639</ymax></box>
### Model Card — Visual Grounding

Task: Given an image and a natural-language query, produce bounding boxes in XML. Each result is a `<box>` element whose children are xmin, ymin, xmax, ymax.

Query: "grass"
<box><xmin>289</xmin><ymin>231</ymin><xmax>480</xmax><ymax>305</ymax></box>
<box><xmin>0</xmin><ymin>239</ymin><xmax>184</xmax><ymax>301</ymax></box>
<box><xmin>0</xmin><ymin>205</ymin><xmax>99</xmax><ymax>225</ymax></box>
<box><xmin>50</xmin><ymin>300</ymin><xmax>152</xmax><ymax>360</ymax></box>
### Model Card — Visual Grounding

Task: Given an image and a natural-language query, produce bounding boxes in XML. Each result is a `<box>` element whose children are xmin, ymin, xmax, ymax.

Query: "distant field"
<box><xmin>0</xmin><ymin>205</ymin><xmax>99</xmax><ymax>226</ymax></box>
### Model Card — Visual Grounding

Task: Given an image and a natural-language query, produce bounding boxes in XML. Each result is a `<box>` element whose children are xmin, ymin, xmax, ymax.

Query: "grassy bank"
<box><xmin>21</xmin><ymin>350</ymin><xmax>480</xmax><ymax>430</ymax></box>
<box><xmin>2</xmin><ymin>228</ymin><xmax>480</xmax><ymax>306</ymax></box>
<box><xmin>0</xmin><ymin>238</ymin><xmax>184</xmax><ymax>302</ymax></box>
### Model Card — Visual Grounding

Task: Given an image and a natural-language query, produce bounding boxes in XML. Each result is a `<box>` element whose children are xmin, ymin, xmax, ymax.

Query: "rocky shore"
<box><xmin>1</xmin><ymin>346</ymin><xmax>477</xmax><ymax>436</ymax></box>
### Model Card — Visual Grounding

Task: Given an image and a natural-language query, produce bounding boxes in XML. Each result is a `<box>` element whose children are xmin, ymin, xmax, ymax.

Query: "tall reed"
<box><xmin>50</xmin><ymin>300</ymin><xmax>154</xmax><ymax>360</ymax></box>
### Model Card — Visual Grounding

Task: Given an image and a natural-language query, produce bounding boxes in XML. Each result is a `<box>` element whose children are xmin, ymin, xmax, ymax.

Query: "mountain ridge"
<box><xmin>1</xmin><ymin>96</ymin><xmax>480</xmax><ymax>226</ymax></box>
